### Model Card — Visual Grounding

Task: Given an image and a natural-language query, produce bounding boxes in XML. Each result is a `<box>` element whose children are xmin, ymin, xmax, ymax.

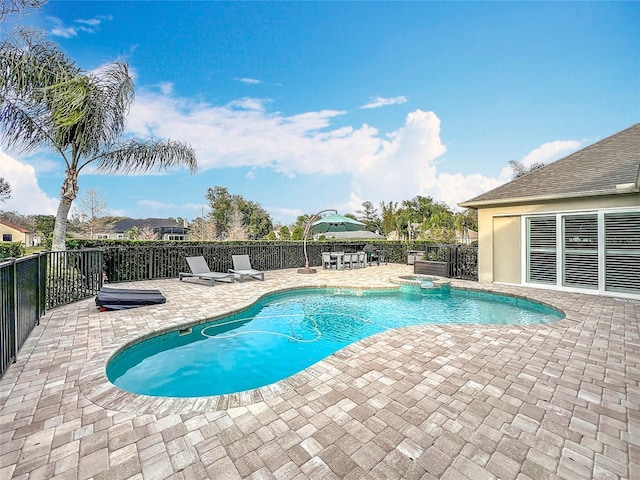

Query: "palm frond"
<box><xmin>92</xmin><ymin>139</ymin><xmax>197</xmax><ymax>174</ymax></box>
<box><xmin>0</xmin><ymin>28</ymin><xmax>79</xmax><ymax>152</ymax></box>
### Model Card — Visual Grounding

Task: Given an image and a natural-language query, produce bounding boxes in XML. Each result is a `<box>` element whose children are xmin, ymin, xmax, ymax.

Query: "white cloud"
<box><xmin>75</xmin><ymin>15</ymin><xmax>113</xmax><ymax>27</ymax></box>
<box><xmin>125</xmin><ymin>88</ymin><xmax>583</xmax><ymax>215</ymax></box>
<box><xmin>48</xmin><ymin>15</ymin><xmax>112</xmax><ymax>38</ymax></box>
<box><xmin>237</xmin><ymin>78</ymin><xmax>262</xmax><ymax>84</ymax></box>
<box><xmin>0</xmin><ymin>151</ymin><xmax>59</xmax><ymax>215</ymax></box>
<box><xmin>360</xmin><ymin>96</ymin><xmax>408</xmax><ymax>109</ymax></box>
<box><xmin>126</xmin><ymin>90</ymin><xmax>499</xmax><ymax>211</ymax></box>
<box><xmin>48</xmin><ymin>17</ymin><xmax>78</xmax><ymax>38</ymax></box>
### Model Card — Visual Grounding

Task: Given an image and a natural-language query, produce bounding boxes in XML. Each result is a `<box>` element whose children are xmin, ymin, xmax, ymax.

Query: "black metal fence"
<box><xmin>47</xmin><ymin>249</ymin><xmax>104</xmax><ymax>308</ymax></box>
<box><xmin>1</xmin><ymin>242</ymin><xmax>477</xmax><ymax>377</ymax></box>
<box><xmin>422</xmin><ymin>245</ymin><xmax>479</xmax><ymax>280</ymax></box>
<box><xmin>1</xmin><ymin>253</ymin><xmax>46</xmax><ymax>377</ymax></box>
<box><xmin>1</xmin><ymin>249</ymin><xmax>104</xmax><ymax>377</ymax></box>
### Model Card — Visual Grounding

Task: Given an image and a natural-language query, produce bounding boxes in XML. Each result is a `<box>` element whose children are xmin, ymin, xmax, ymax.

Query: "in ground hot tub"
<box><xmin>390</xmin><ymin>274</ymin><xmax>451</xmax><ymax>292</ymax></box>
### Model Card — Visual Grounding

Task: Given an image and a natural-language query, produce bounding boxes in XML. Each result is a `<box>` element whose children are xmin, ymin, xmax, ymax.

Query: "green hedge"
<box><xmin>0</xmin><ymin>243</ymin><xmax>25</xmax><ymax>261</ymax></box>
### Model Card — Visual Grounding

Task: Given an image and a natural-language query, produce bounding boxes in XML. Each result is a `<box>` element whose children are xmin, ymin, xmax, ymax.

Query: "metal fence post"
<box><xmin>10</xmin><ymin>257</ymin><xmax>17</xmax><ymax>364</ymax></box>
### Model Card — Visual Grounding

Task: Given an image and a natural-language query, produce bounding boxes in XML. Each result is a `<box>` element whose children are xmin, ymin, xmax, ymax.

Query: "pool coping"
<box><xmin>79</xmin><ymin>275</ymin><xmax>576</xmax><ymax>415</ymax></box>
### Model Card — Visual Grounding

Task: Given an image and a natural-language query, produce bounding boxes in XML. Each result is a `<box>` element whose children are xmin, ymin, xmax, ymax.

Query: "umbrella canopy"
<box><xmin>311</xmin><ymin>213</ymin><xmax>366</xmax><ymax>233</ymax></box>
<box><xmin>323</xmin><ymin>230</ymin><xmax>385</xmax><ymax>240</ymax></box>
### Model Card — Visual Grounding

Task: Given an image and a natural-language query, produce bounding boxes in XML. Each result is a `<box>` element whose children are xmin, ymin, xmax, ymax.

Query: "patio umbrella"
<box><xmin>310</xmin><ymin>213</ymin><xmax>366</xmax><ymax>233</ymax></box>
<box><xmin>297</xmin><ymin>210</ymin><xmax>366</xmax><ymax>274</ymax></box>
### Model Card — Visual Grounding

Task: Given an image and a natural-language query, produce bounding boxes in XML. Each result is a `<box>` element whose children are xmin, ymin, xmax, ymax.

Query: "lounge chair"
<box><xmin>179</xmin><ymin>256</ymin><xmax>235</xmax><ymax>286</ymax></box>
<box><xmin>229</xmin><ymin>254</ymin><xmax>265</xmax><ymax>281</ymax></box>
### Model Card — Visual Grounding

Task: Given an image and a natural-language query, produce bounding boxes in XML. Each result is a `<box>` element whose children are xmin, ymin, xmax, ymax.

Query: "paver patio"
<box><xmin>1</xmin><ymin>264</ymin><xmax>638</xmax><ymax>479</ymax></box>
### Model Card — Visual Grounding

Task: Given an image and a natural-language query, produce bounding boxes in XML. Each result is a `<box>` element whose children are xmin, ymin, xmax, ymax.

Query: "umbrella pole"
<box><xmin>297</xmin><ymin>209</ymin><xmax>337</xmax><ymax>274</ymax></box>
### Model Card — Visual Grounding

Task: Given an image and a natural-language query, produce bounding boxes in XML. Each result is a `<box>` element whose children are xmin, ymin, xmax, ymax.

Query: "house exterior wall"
<box><xmin>0</xmin><ymin>224</ymin><xmax>34</xmax><ymax>246</ymax></box>
<box><xmin>477</xmin><ymin>194</ymin><xmax>640</xmax><ymax>284</ymax></box>
<box><xmin>491</xmin><ymin>216</ymin><xmax>521</xmax><ymax>284</ymax></box>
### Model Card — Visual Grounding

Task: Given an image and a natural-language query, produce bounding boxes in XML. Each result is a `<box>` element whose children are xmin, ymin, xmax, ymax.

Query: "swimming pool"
<box><xmin>107</xmin><ymin>286</ymin><xmax>564</xmax><ymax>397</ymax></box>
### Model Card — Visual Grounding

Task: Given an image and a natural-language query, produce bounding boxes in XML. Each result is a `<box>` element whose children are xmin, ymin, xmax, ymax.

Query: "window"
<box><xmin>563</xmin><ymin>214</ymin><xmax>598</xmax><ymax>289</ymax></box>
<box><xmin>525</xmin><ymin>209</ymin><xmax>640</xmax><ymax>296</ymax></box>
<box><xmin>526</xmin><ymin>216</ymin><xmax>557</xmax><ymax>285</ymax></box>
<box><xmin>2</xmin><ymin>234</ymin><xmax>12</xmax><ymax>242</ymax></box>
<box><xmin>605</xmin><ymin>212</ymin><xmax>640</xmax><ymax>295</ymax></box>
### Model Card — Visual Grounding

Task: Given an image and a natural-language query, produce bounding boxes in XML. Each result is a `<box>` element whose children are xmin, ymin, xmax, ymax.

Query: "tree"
<box><xmin>509</xmin><ymin>159</ymin><xmax>545</xmax><ymax>179</ymax></box>
<box><xmin>205</xmin><ymin>186</ymin><xmax>272</xmax><ymax>240</ymax></box>
<box><xmin>189</xmin><ymin>216</ymin><xmax>220</xmax><ymax>241</ymax></box>
<box><xmin>0</xmin><ymin>177</ymin><xmax>10</xmax><ymax>202</ymax></box>
<box><xmin>33</xmin><ymin>214</ymin><xmax>55</xmax><ymax>239</ymax></box>
<box><xmin>0</xmin><ymin>0</ymin><xmax>46</xmax><ymax>23</ymax></box>
<box><xmin>278</xmin><ymin>225</ymin><xmax>291</xmax><ymax>240</ymax></box>
<box><xmin>125</xmin><ymin>226</ymin><xmax>140</xmax><ymax>240</ymax></box>
<box><xmin>137</xmin><ymin>225</ymin><xmax>158</xmax><ymax>240</ymax></box>
<box><xmin>379</xmin><ymin>201</ymin><xmax>398</xmax><ymax>236</ymax></box>
<box><xmin>227</xmin><ymin>207</ymin><xmax>248</xmax><ymax>240</ymax></box>
<box><xmin>0</xmin><ymin>29</ymin><xmax>197</xmax><ymax>251</ymax></box>
<box><xmin>290</xmin><ymin>225</ymin><xmax>304</xmax><ymax>240</ymax></box>
<box><xmin>74</xmin><ymin>188</ymin><xmax>108</xmax><ymax>238</ymax></box>
<box><xmin>355</xmin><ymin>201</ymin><xmax>381</xmax><ymax>232</ymax></box>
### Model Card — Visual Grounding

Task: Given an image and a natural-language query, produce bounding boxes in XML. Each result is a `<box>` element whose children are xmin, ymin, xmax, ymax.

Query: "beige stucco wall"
<box><xmin>491</xmin><ymin>216</ymin><xmax>521</xmax><ymax>283</ymax></box>
<box><xmin>0</xmin><ymin>224</ymin><xmax>29</xmax><ymax>245</ymax></box>
<box><xmin>476</xmin><ymin>193</ymin><xmax>640</xmax><ymax>284</ymax></box>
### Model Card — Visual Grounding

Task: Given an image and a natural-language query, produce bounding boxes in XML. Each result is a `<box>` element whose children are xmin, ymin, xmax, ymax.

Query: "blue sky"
<box><xmin>1</xmin><ymin>1</ymin><xmax>638</xmax><ymax>225</ymax></box>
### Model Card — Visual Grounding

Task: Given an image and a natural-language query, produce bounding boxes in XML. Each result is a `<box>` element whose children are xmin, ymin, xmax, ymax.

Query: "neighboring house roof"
<box><xmin>107</xmin><ymin>218</ymin><xmax>188</xmax><ymax>233</ymax></box>
<box><xmin>0</xmin><ymin>220</ymin><xmax>32</xmax><ymax>234</ymax></box>
<box><xmin>460</xmin><ymin>123</ymin><xmax>640</xmax><ymax>208</ymax></box>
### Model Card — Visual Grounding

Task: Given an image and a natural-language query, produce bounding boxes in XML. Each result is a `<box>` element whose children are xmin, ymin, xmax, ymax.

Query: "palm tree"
<box><xmin>0</xmin><ymin>29</ymin><xmax>197</xmax><ymax>251</ymax></box>
<box><xmin>0</xmin><ymin>0</ymin><xmax>46</xmax><ymax>23</ymax></box>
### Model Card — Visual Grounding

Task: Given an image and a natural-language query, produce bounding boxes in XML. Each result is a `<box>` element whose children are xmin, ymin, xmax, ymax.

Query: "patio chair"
<box><xmin>322</xmin><ymin>252</ymin><xmax>337</xmax><ymax>269</ymax></box>
<box><xmin>229</xmin><ymin>254</ymin><xmax>265</xmax><ymax>281</ymax></box>
<box><xmin>343</xmin><ymin>252</ymin><xmax>355</xmax><ymax>269</ymax></box>
<box><xmin>356</xmin><ymin>251</ymin><xmax>367</xmax><ymax>268</ymax></box>
<box><xmin>179</xmin><ymin>256</ymin><xmax>235</xmax><ymax>286</ymax></box>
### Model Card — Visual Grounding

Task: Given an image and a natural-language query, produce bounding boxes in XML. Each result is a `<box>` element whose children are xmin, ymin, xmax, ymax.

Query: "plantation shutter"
<box><xmin>563</xmin><ymin>215</ymin><xmax>598</xmax><ymax>289</ymax></box>
<box><xmin>527</xmin><ymin>216</ymin><xmax>557</xmax><ymax>285</ymax></box>
<box><xmin>605</xmin><ymin>212</ymin><xmax>640</xmax><ymax>295</ymax></box>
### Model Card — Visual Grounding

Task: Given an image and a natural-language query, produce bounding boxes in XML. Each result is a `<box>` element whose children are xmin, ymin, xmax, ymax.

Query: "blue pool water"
<box><xmin>107</xmin><ymin>286</ymin><xmax>564</xmax><ymax>397</ymax></box>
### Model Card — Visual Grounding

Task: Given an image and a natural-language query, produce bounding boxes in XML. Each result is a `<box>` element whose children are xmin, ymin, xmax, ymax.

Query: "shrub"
<box><xmin>0</xmin><ymin>242</ymin><xmax>25</xmax><ymax>260</ymax></box>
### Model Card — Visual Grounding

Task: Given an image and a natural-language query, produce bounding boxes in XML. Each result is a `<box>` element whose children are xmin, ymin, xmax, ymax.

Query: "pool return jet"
<box><xmin>297</xmin><ymin>209</ymin><xmax>366</xmax><ymax>274</ymax></box>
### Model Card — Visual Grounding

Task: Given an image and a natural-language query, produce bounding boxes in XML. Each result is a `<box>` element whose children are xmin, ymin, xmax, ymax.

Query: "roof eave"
<box><xmin>458</xmin><ymin>186</ymin><xmax>640</xmax><ymax>209</ymax></box>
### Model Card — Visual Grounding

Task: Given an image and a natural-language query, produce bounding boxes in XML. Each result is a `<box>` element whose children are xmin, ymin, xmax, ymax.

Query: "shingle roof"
<box><xmin>0</xmin><ymin>220</ymin><xmax>31</xmax><ymax>233</ymax></box>
<box><xmin>459</xmin><ymin>123</ymin><xmax>640</xmax><ymax>208</ymax></box>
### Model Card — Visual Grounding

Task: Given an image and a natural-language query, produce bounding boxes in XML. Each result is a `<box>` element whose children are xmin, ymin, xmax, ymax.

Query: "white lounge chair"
<box><xmin>229</xmin><ymin>255</ymin><xmax>265</xmax><ymax>281</ymax></box>
<box><xmin>179</xmin><ymin>256</ymin><xmax>235</xmax><ymax>286</ymax></box>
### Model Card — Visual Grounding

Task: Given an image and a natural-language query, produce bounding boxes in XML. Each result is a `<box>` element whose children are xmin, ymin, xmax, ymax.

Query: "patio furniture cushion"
<box><xmin>95</xmin><ymin>287</ymin><xmax>166</xmax><ymax>311</ymax></box>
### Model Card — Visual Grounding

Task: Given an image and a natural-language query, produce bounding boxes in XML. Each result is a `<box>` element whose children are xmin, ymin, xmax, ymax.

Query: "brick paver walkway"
<box><xmin>1</xmin><ymin>264</ymin><xmax>638</xmax><ymax>479</ymax></box>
